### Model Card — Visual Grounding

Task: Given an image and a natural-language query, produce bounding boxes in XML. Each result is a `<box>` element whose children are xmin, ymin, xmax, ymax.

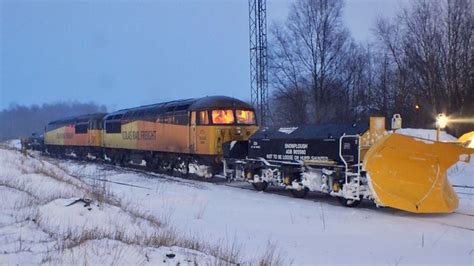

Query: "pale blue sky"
<box><xmin>0</xmin><ymin>0</ymin><xmax>407</xmax><ymax>111</ymax></box>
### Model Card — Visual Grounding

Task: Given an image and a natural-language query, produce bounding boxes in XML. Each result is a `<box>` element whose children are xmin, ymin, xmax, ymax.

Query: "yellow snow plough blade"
<box><xmin>459</xmin><ymin>131</ymin><xmax>474</xmax><ymax>148</ymax></box>
<box><xmin>363</xmin><ymin>133</ymin><xmax>473</xmax><ymax>213</ymax></box>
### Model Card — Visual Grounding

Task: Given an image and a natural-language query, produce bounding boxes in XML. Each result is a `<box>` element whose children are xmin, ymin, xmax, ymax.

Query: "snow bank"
<box><xmin>37</xmin><ymin>198</ymin><xmax>157</xmax><ymax>239</ymax></box>
<box><xmin>0</xmin><ymin>148</ymin><xmax>225</xmax><ymax>265</ymax></box>
<box><xmin>48</xmin><ymin>239</ymin><xmax>218</xmax><ymax>265</ymax></box>
<box><xmin>1</xmin><ymin>138</ymin><xmax>473</xmax><ymax>265</ymax></box>
<box><xmin>4</xmin><ymin>139</ymin><xmax>22</xmax><ymax>150</ymax></box>
<box><xmin>0</xmin><ymin>149</ymin><xmax>89</xmax><ymax>203</ymax></box>
<box><xmin>395</xmin><ymin>128</ymin><xmax>458</xmax><ymax>141</ymax></box>
<box><xmin>448</xmin><ymin>158</ymin><xmax>474</xmax><ymax>187</ymax></box>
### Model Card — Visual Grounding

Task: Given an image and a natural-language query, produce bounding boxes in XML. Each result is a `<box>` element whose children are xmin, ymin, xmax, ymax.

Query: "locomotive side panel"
<box><xmin>44</xmin><ymin>124</ymin><xmax>93</xmax><ymax>147</ymax></box>
<box><xmin>105</xmin><ymin>120</ymin><xmax>158</xmax><ymax>151</ymax></box>
<box><xmin>103</xmin><ymin>119</ymin><xmax>190</xmax><ymax>153</ymax></box>
<box><xmin>45</xmin><ymin>114</ymin><xmax>106</xmax><ymax>156</ymax></box>
<box><xmin>103</xmin><ymin>119</ymin><xmax>257</xmax><ymax>156</ymax></box>
<box><xmin>44</xmin><ymin>124</ymin><xmax>74</xmax><ymax>146</ymax></box>
<box><xmin>88</xmin><ymin>129</ymin><xmax>103</xmax><ymax>147</ymax></box>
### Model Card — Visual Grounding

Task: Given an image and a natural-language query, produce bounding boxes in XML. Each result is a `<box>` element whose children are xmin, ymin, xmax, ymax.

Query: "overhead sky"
<box><xmin>0</xmin><ymin>0</ymin><xmax>408</xmax><ymax>111</ymax></box>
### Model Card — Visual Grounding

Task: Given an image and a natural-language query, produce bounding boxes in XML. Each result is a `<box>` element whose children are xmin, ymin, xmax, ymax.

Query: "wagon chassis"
<box><xmin>223</xmin><ymin>135</ymin><xmax>374</xmax><ymax>206</ymax></box>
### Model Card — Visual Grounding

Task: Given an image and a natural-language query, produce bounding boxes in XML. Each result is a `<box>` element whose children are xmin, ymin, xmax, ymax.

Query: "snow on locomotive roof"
<box><xmin>252</xmin><ymin>123</ymin><xmax>369</xmax><ymax>140</ymax></box>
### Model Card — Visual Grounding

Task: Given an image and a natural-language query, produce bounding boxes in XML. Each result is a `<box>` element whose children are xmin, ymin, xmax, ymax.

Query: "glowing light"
<box><xmin>415</xmin><ymin>104</ymin><xmax>420</xmax><ymax>110</ymax></box>
<box><xmin>436</xmin><ymin>113</ymin><xmax>448</xmax><ymax>129</ymax></box>
<box><xmin>212</xmin><ymin>110</ymin><xmax>234</xmax><ymax>124</ymax></box>
<box><xmin>236</xmin><ymin>110</ymin><xmax>256</xmax><ymax>124</ymax></box>
<box><xmin>448</xmin><ymin>118</ymin><xmax>474</xmax><ymax>123</ymax></box>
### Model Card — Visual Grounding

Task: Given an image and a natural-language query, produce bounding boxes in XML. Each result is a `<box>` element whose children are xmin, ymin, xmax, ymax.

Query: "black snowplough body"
<box><xmin>224</xmin><ymin>123</ymin><xmax>368</xmax><ymax>164</ymax></box>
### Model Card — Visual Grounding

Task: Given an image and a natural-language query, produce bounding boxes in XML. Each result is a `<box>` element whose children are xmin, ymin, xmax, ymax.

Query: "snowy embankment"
<box><xmin>1</xmin><ymin>131</ymin><xmax>473</xmax><ymax>265</ymax></box>
<box><xmin>57</xmin><ymin>152</ymin><xmax>474</xmax><ymax>265</ymax></box>
<box><xmin>395</xmin><ymin>128</ymin><xmax>458</xmax><ymax>142</ymax></box>
<box><xmin>0</xmin><ymin>147</ymin><xmax>249</xmax><ymax>265</ymax></box>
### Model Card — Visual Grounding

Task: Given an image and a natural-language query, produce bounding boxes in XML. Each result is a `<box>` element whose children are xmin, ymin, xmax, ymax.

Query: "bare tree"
<box><xmin>269</xmin><ymin>0</ymin><xmax>352</xmax><ymax>124</ymax></box>
<box><xmin>373</xmin><ymin>0</ymin><xmax>472</xmax><ymax>131</ymax></box>
<box><xmin>268</xmin><ymin>21</ymin><xmax>310</xmax><ymax>125</ymax></box>
<box><xmin>270</xmin><ymin>85</ymin><xmax>309</xmax><ymax>126</ymax></box>
<box><xmin>268</xmin><ymin>0</ymin><xmax>471</xmax><ymax>132</ymax></box>
<box><xmin>444</xmin><ymin>0</ymin><xmax>473</xmax><ymax>117</ymax></box>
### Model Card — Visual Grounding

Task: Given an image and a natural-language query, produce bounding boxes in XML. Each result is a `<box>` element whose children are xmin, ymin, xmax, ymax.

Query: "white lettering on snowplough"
<box><xmin>284</xmin><ymin>143</ymin><xmax>308</xmax><ymax>157</ymax></box>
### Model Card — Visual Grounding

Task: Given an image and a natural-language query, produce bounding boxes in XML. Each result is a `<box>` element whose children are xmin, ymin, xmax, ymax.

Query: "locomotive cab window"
<box><xmin>211</xmin><ymin>110</ymin><xmax>234</xmax><ymax>124</ymax></box>
<box><xmin>75</xmin><ymin>123</ymin><xmax>88</xmax><ymax>134</ymax></box>
<box><xmin>236</xmin><ymin>110</ymin><xmax>256</xmax><ymax>125</ymax></box>
<box><xmin>198</xmin><ymin>111</ymin><xmax>209</xmax><ymax>125</ymax></box>
<box><xmin>105</xmin><ymin>114</ymin><xmax>122</xmax><ymax>133</ymax></box>
<box><xmin>106</xmin><ymin>121</ymin><xmax>121</xmax><ymax>133</ymax></box>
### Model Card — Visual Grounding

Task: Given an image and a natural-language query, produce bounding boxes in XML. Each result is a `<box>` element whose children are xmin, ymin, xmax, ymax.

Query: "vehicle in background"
<box><xmin>21</xmin><ymin>133</ymin><xmax>45</xmax><ymax>152</ymax></box>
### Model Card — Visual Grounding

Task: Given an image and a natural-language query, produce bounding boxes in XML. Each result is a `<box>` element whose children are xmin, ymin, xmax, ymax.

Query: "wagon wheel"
<box><xmin>174</xmin><ymin>159</ymin><xmax>190</xmax><ymax>178</ymax></box>
<box><xmin>290</xmin><ymin>187</ymin><xmax>309</xmax><ymax>198</ymax></box>
<box><xmin>252</xmin><ymin>181</ymin><xmax>269</xmax><ymax>191</ymax></box>
<box><xmin>337</xmin><ymin>197</ymin><xmax>361</xmax><ymax>208</ymax></box>
<box><xmin>246</xmin><ymin>168</ymin><xmax>268</xmax><ymax>191</ymax></box>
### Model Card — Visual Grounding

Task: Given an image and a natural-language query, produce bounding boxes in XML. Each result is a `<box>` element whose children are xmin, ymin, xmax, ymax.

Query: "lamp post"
<box><xmin>436</xmin><ymin>113</ymin><xmax>448</xmax><ymax>141</ymax></box>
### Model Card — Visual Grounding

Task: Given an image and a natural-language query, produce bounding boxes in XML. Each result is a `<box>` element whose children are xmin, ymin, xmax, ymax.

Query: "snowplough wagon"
<box><xmin>223</xmin><ymin>115</ymin><xmax>474</xmax><ymax>214</ymax></box>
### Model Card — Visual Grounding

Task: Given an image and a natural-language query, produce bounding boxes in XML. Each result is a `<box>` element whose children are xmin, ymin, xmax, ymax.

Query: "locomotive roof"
<box><xmin>105</xmin><ymin>96</ymin><xmax>253</xmax><ymax>119</ymax></box>
<box><xmin>251</xmin><ymin>123</ymin><xmax>369</xmax><ymax>140</ymax></box>
<box><xmin>47</xmin><ymin>113</ymin><xmax>107</xmax><ymax>125</ymax></box>
<box><xmin>188</xmin><ymin>96</ymin><xmax>253</xmax><ymax>111</ymax></box>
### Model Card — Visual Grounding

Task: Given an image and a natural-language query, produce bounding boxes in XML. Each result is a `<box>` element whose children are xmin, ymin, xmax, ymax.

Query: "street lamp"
<box><xmin>436</xmin><ymin>113</ymin><xmax>448</xmax><ymax>141</ymax></box>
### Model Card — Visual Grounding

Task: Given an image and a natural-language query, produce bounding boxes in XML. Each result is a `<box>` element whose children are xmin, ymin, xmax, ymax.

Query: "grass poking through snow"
<box><xmin>0</xmin><ymin>148</ymin><xmax>289</xmax><ymax>265</ymax></box>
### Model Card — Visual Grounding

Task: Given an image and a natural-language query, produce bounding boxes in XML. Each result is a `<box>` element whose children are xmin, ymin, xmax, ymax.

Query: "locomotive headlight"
<box><xmin>436</xmin><ymin>113</ymin><xmax>449</xmax><ymax>141</ymax></box>
<box><xmin>436</xmin><ymin>113</ymin><xmax>448</xmax><ymax>129</ymax></box>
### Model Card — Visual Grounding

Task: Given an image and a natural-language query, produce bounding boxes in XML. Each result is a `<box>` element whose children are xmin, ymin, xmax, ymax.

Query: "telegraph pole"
<box><xmin>248</xmin><ymin>0</ymin><xmax>269</xmax><ymax>126</ymax></box>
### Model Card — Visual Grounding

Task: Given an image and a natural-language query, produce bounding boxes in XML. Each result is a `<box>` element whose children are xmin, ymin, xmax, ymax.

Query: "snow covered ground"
<box><xmin>0</xmin><ymin>147</ymin><xmax>238</xmax><ymax>265</ymax></box>
<box><xmin>1</xmin><ymin>131</ymin><xmax>473</xmax><ymax>265</ymax></box>
<box><xmin>396</xmin><ymin>128</ymin><xmax>458</xmax><ymax>141</ymax></box>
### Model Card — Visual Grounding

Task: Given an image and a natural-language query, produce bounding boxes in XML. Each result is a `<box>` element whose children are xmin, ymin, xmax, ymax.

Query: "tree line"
<box><xmin>268</xmin><ymin>0</ymin><xmax>473</xmax><ymax>136</ymax></box>
<box><xmin>0</xmin><ymin>102</ymin><xmax>107</xmax><ymax>140</ymax></box>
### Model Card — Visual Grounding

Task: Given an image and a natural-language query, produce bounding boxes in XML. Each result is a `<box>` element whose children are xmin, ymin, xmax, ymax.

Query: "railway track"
<box><xmin>453</xmin><ymin>184</ymin><xmax>474</xmax><ymax>197</ymax></box>
<box><xmin>453</xmin><ymin>184</ymin><xmax>474</xmax><ymax>189</ymax></box>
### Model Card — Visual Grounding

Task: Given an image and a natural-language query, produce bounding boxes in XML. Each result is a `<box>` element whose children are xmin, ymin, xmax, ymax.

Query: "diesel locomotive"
<box><xmin>44</xmin><ymin>96</ymin><xmax>258</xmax><ymax>176</ymax></box>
